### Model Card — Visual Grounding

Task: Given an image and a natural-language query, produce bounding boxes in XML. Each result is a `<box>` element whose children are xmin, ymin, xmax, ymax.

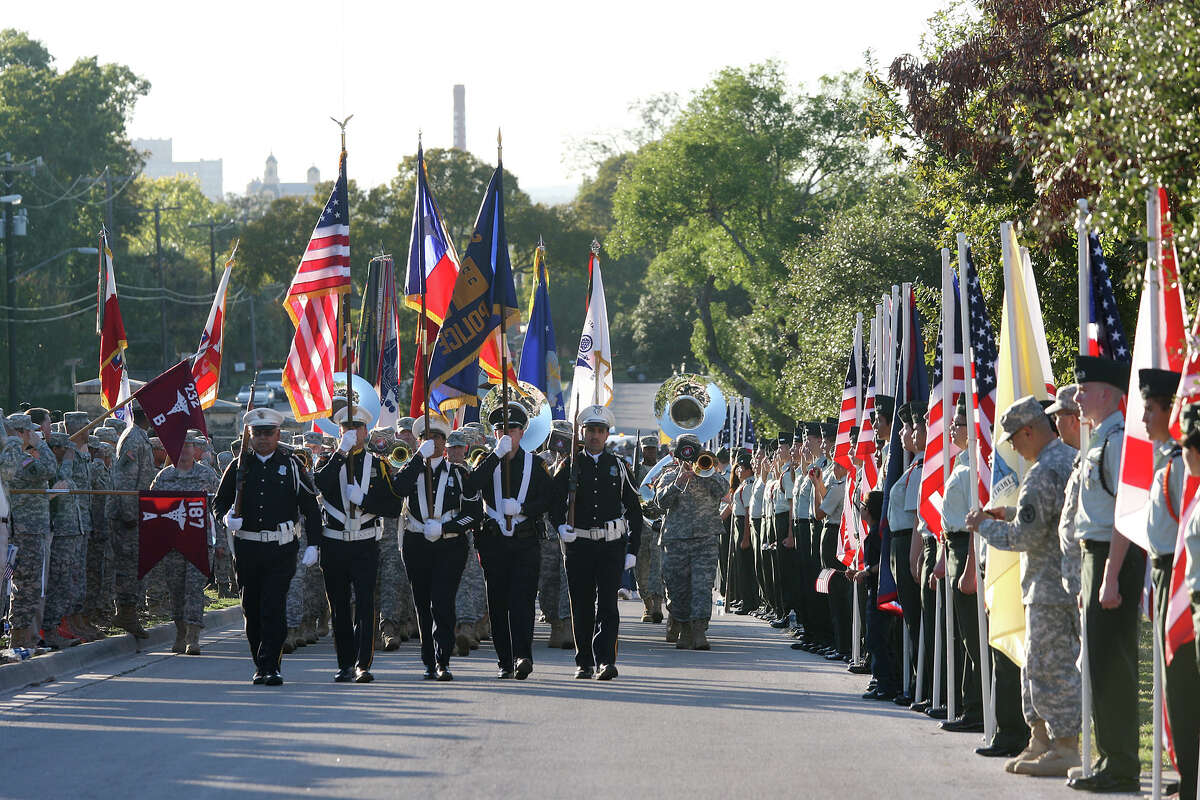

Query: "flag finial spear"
<box><xmin>590</xmin><ymin>239</ymin><xmax>601</xmax><ymax>255</ymax></box>
<box><xmin>497</xmin><ymin>128</ymin><xmax>503</xmax><ymax>163</ymax></box>
<box><xmin>537</xmin><ymin>235</ymin><xmax>545</xmax><ymax>251</ymax></box>
<box><xmin>330</xmin><ymin>115</ymin><xmax>354</xmax><ymax>150</ymax></box>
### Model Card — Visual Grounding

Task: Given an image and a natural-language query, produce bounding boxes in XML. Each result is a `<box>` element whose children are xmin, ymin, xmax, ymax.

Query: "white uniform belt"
<box><xmin>323</xmin><ymin>524</ymin><xmax>381</xmax><ymax>542</ymax></box>
<box><xmin>235</xmin><ymin>523</ymin><xmax>297</xmax><ymax>544</ymax></box>
<box><xmin>403</xmin><ymin>516</ymin><xmax>460</xmax><ymax>538</ymax></box>
<box><xmin>574</xmin><ymin>518</ymin><xmax>628</xmax><ymax>541</ymax></box>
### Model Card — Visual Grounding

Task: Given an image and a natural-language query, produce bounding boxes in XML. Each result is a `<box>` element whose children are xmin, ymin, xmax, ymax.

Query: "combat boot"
<box><xmin>475</xmin><ymin>614</ymin><xmax>491</xmax><ymax>642</ymax></box>
<box><xmin>9</xmin><ymin>627</ymin><xmax>32</xmax><ymax>649</ymax></box>
<box><xmin>641</xmin><ymin>596</ymin><xmax>653</xmax><ymax>623</ymax></box>
<box><xmin>1005</xmin><ymin>720</ymin><xmax>1052</xmax><ymax>773</ymax></box>
<box><xmin>650</xmin><ymin>595</ymin><xmax>664</xmax><ymax>624</ymax></box>
<box><xmin>184</xmin><ymin>624</ymin><xmax>202</xmax><ymax>656</ymax></box>
<box><xmin>454</xmin><ymin>625</ymin><xmax>472</xmax><ymax>657</ymax></box>
<box><xmin>282</xmin><ymin>628</ymin><xmax>299</xmax><ymax>653</ymax></box>
<box><xmin>380</xmin><ymin>620</ymin><xmax>401</xmax><ymax>651</ymax></box>
<box><xmin>113</xmin><ymin>604</ymin><xmax>149</xmax><ymax>639</ymax></box>
<box><xmin>43</xmin><ymin>622</ymin><xmax>80</xmax><ymax>650</ymax></box>
<box><xmin>172</xmin><ymin>620</ymin><xmax>187</xmax><ymax>654</ymax></box>
<box><xmin>692</xmin><ymin>620</ymin><xmax>711</xmax><ymax>650</ymax></box>
<box><xmin>317</xmin><ymin>607</ymin><xmax>331</xmax><ymax>637</ymax></box>
<box><xmin>301</xmin><ymin>619</ymin><xmax>318</xmax><ymax>644</ymax></box>
<box><xmin>1014</xmin><ymin>736</ymin><xmax>1080</xmax><ymax>777</ymax></box>
<box><xmin>665</xmin><ymin>616</ymin><xmax>681</xmax><ymax>643</ymax></box>
<box><xmin>62</xmin><ymin>615</ymin><xmax>93</xmax><ymax>642</ymax></box>
<box><xmin>547</xmin><ymin>619</ymin><xmax>565</xmax><ymax>648</ymax></box>
<box><xmin>675</xmin><ymin>621</ymin><xmax>693</xmax><ymax>649</ymax></box>
<box><xmin>77</xmin><ymin>614</ymin><xmax>105</xmax><ymax>639</ymax></box>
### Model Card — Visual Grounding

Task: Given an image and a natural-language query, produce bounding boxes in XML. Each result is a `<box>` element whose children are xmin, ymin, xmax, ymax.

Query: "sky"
<box><xmin>8</xmin><ymin>0</ymin><xmax>948</xmax><ymax>199</ymax></box>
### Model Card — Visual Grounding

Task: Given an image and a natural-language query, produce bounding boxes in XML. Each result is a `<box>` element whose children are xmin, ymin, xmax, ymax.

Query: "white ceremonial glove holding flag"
<box><xmin>301</xmin><ymin>546</ymin><xmax>318</xmax><ymax>567</ymax></box>
<box><xmin>346</xmin><ymin>483</ymin><xmax>364</xmax><ymax>506</ymax></box>
<box><xmin>557</xmin><ymin>524</ymin><xmax>576</xmax><ymax>543</ymax></box>
<box><xmin>418</xmin><ymin>440</ymin><xmax>436</xmax><ymax>459</ymax></box>
<box><xmin>422</xmin><ymin>519</ymin><xmax>442</xmax><ymax>542</ymax></box>
<box><xmin>501</xmin><ymin>498</ymin><xmax>521</xmax><ymax>517</ymax></box>
<box><xmin>624</xmin><ymin>554</ymin><xmax>637</xmax><ymax>571</ymax></box>
<box><xmin>338</xmin><ymin>431</ymin><xmax>356</xmax><ymax>453</ymax></box>
<box><xmin>494</xmin><ymin>435</ymin><xmax>513</xmax><ymax>458</ymax></box>
<box><xmin>224</xmin><ymin>512</ymin><xmax>242</xmax><ymax>532</ymax></box>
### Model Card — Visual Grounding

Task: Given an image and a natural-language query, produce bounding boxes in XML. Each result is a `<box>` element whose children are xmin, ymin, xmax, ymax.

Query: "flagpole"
<box><xmin>417</xmin><ymin>138</ymin><xmax>434</xmax><ymax>516</ymax></box>
<box><xmin>900</xmin><ymin>282</ymin><xmax>921</xmax><ymax>703</ymax></box>
<box><xmin>1075</xmin><ymin>200</ymin><xmax>1094</xmax><ymax>780</ymax></box>
<box><xmin>1146</xmin><ymin>188</ymin><xmax>1164</xmax><ymax>800</ymax></box>
<box><xmin>958</xmin><ymin>233</ymin><xmax>995</xmax><ymax>743</ymax></box>
<box><xmin>498</xmin><ymin>131</ymin><xmax>512</xmax><ymax>530</ymax></box>
<box><xmin>940</xmin><ymin>247</ymin><xmax>957</xmax><ymax>723</ymax></box>
<box><xmin>851</xmin><ymin>312</ymin><xmax>863</xmax><ymax>665</ymax></box>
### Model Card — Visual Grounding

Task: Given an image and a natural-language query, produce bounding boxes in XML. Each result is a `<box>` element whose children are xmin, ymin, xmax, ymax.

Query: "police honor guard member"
<box><xmin>1066</xmin><ymin>356</ymin><xmax>1142</xmax><ymax>793</ymax></box>
<box><xmin>654</xmin><ymin>433</ymin><xmax>727</xmax><ymax>651</ymax></box>
<box><xmin>550</xmin><ymin>405</ymin><xmax>643</xmax><ymax>680</ymax></box>
<box><xmin>393</xmin><ymin>414</ymin><xmax>479</xmax><ymax>681</ymax></box>
<box><xmin>464</xmin><ymin>401</ymin><xmax>555</xmax><ymax>680</ymax></box>
<box><xmin>214</xmin><ymin>407</ymin><xmax>322</xmax><ymax>686</ymax></box>
<box><xmin>314</xmin><ymin>400</ymin><xmax>404</xmax><ymax>684</ymax></box>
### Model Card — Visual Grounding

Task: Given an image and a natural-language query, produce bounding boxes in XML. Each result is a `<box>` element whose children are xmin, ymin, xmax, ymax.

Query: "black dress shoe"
<box><xmin>334</xmin><ymin>668</ymin><xmax>354</xmax><ymax>683</ymax></box>
<box><xmin>925</xmin><ymin>705</ymin><xmax>948</xmax><ymax>720</ymax></box>
<box><xmin>975</xmin><ymin>740</ymin><xmax>1027</xmax><ymax>758</ymax></box>
<box><xmin>824</xmin><ymin>651</ymin><xmax>843</xmax><ymax>661</ymax></box>
<box><xmin>861</xmin><ymin>688</ymin><xmax>881</xmax><ymax>700</ymax></box>
<box><xmin>354</xmin><ymin>668</ymin><xmax>374</xmax><ymax>683</ymax></box>
<box><xmin>497</xmin><ymin>668</ymin><xmax>515</xmax><ymax>679</ymax></box>
<box><xmin>892</xmin><ymin>693</ymin><xmax>913</xmax><ymax>707</ymax></box>
<box><xmin>422</xmin><ymin>666</ymin><xmax>437</xmax><ymax>680</ymax></box>
<box><xmin>264</xmin><ymin>671</ymin><xmax>283</xmax><ymax>686</ymax></box>
<box><xmin>1066</xmin><ymin>772</ymin><xmax>1140</xmax><ymax>793</ymax></box>
<box><xmin>574</xmin><ymin>666</ymin><xmax>594</xmax><ymax>679</ymax></box>
<box><xmin>871</xmin><ymin>689</ymin><xmax>898</xmax><ymax>701</ymax></box>
<box><xmin>847</xmin><ymin>662</ymin><xmax>872</xmax><ymax>674</ymax></box>
<box><xmin>789</xmin><ymin>642</ymin><xmax>807</xmax><ymax>650</ymax></box>
<box><xmin>435</xmin><ymin>666</ymin><xmax>453</xmax><ymax>682</ymax></box>
<box><xmin>909</xmin><ymin>700</ymin><xmax>931</xmax><ymax>713</ymax></box>
<box><xmin>940</xmin><ymin>716</ymin><xmax>984</xmax><ymax>733</ymax></box>
<box><xmin>595</xmin><ymin>664</ymin><xmax>618</xmax><ymax>681</ymax></box>
<box><xmin>252</xmin><ymin>671</ymin><xmax>266</xmax><ymax>685</ymax></box>
<box><xmin>770</xmin><ymin>618</ymin><xmax>790</xmax><ymax>628</ymax></box>
<box><xmin>514</xmin><ymin>658</ymin><xmax>533</xmax><ymax>680</ymax></box>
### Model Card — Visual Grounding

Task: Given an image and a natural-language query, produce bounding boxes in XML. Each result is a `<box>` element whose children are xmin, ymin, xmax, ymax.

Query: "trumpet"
<box><xmin>385</xmin><ymin>443</ymin><xmax>412</xmax><ymax>470</ymax></box>
<box><xmin>695</xmin><ymin>451</ymin><xmax>718</xmax><ymax>478</ymax></box>
<box><xmin>467</xmin><ymin>445</ymin><xmax>490</xmax><ymax>467</ymax></box>
<box><xmin>294</xmin><ymin>447</ymin><xmax>314</xmax><ymax>472</ymax></box>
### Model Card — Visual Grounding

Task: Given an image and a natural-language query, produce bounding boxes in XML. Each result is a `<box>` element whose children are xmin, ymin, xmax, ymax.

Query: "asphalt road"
<box><xmin>0</xmin><ymin>602</ymin><xmax>1093</xmax><ymax>799</ymax></box>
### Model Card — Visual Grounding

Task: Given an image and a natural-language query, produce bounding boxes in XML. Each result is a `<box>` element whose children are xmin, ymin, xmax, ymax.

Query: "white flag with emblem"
<box><xmin>568</xmin><ymin>246</ymin><xmax>613</xmax><ymax>422</ymax></box>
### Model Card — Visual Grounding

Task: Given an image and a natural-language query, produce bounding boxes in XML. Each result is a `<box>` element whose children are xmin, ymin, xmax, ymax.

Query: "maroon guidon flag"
<box><xmin>135</xmin><ymin>360</ymin><xmax>207</xmax><ymax>465</ymax></box>
<box><xmin>138</xmin><ymin>491</ymin><xmax>210</xmax><ymax>578</ymax></box>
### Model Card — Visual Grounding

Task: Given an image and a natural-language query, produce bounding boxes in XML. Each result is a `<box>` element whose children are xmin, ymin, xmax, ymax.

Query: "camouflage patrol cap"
<box><xmin>99</xmin><ymin>442</ymin><xmax>115</xmax><ymax>458</ymax></box>
<box><xmin>996</xmin><ymin>395</ymin><xmax>1049</xmax><ymax>443</ymax></box>
<box><xmin>6</xmin><ymin>413</ymin><xmax>35</xmax><ymax>432</ymax></box>
<box><xmin>217</xmin><ymin>451</ymin><xmax>235</xmax><ymax>470</ymax></box>
<box><xmin>46</xmin><ymin>431</ymin><xmax>70</xmax><ymax>447</ymax></box>
<box><xmin>446</xmin><ymin>430</ymin><xmax>471</xmax><ymax>448</ymax></box>
<box><xmin>303</xmin><ymin>431</ymin><xmax>324</xmax><ymax>446</ymax></box>
<box><xmin>396</xmin><ymin>416</ymin><xmax>416</xmax><ymax>432</ymax></box>
<box><xmin>87</xmin><ymin>434</ymin><xmax>102</xmax><ymax>448</ymax></box>
<box><xmin>104</xmin><ymin>417</ymin><xmax>128</xmax><ymax>433</ymax></box>
<box><xmin>64</xmin><ymin>411</ymin><xmax>91</xmax><ymax>434</ymax></box>
<box><xmin>96</xmin><ymin>427</ymin><xmax>119</xmax><ymax>444</ymax></box>
<box><xmin>639</xmin><ymin>435</ymin><xmax>659</xmax><ymax>449</ymax></box>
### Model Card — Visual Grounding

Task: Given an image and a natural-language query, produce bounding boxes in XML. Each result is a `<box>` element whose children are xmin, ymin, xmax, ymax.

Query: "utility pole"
<box><xmin>188</xmin><ymin>218</ymin><xmax>235</xmax><ymax>295</ymax></box>
<box><xmin>2</xmin><ymin>152</ymin><xmax>41</xmax><ymax>408</ymax></box>
<box><xmin>248</xmin><ymin>293</ymin><xmax>259</xmax><ymax>370</ymax></box>
<box><xmin>132</xmin><ymin>202</ymin><xmax>180</xmax><ymax>371</ymax></box>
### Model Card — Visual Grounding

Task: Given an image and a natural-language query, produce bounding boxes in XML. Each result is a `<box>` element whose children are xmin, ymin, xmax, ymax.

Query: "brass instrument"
<box><xmin>294</xmin><ymin>447</ymin><xmax>314</xmax><ymax>472</ymax></box>
<box><xmin>467</xmin><ymin>445</ymin><xmax>490</xmax><ymax>467</ymax></box>
<box><xmin>694</xmin><ymin>450</ymin><xmax>718</xmax><ymax>478</ymax></box>
<box><xmin>654</xmin><ymin>373</ymin><xmax>727</xmax><ymax>442</ymax></box>
<box><xmin>479</xmin><ymin>380</ymin><xmax>551</xmax><ymax>450</ymax></box>
<box><xmin>385</xmin><ymin>443</ymin><xmax>412</xmax><ymax>470</ymax></box>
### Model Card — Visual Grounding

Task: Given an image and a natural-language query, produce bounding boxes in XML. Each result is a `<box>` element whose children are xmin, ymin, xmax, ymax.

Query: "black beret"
<box><xmin>873</xmin><ymin>395</ymin><xmax>895</xmax><ymax>420</ymax></box>
<box><xmin>1074</xmin><ymin>356</ymin><xmax>1130</xmax><ymax>392</ymax></box>
<box><xmin>1139</xmin><ymin>368</ymin><xmax>1181</xmax><ymax>400</ymax></box>
<box><xmin>820</xmin><ymin>422</ymin><xmax>837</xmax><ymax>439</ymax></box>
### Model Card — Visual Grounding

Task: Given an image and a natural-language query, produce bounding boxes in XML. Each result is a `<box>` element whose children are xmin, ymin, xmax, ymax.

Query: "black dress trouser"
<box><xmin>234</xmin><ymin>537</ymin><xmax>298</xmax><ymax>674</ymax></box>
<box><xmin>476</xmin><ymin>532</ymin><xmax>541</xmax><ymax>670</ymax></box>
<box><xmin>322</xmin><ymin>536</ymin><xmax>380</xmax><ymax>672</ymax></box>
<box><xmin>564</xmin><ymin>537</ymin><xmax>625</xmax><ymax>668</ymax></box>
<box><xmin>402</xmin><ymin>531</ymin><xmax>468</xmax><ymax>670</ymax></box>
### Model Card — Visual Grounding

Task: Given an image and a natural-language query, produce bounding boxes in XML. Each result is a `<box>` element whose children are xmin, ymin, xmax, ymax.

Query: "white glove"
<box><xmin>501</xmin><ymin>498</ymin><xmax>522</xmax><ymax>517</ymax></box>
<box><xmin>422</xmin><ymin>519</ymin><xmax>442</xmax><ymax>542</ymax></box>
<box><xmin>624</xmin><ymin>553</ymin><xmax>637</xmax><ymax>571</ymax></box>
<box><xmin>494</xmin><ymin>435</ymin><xmax>513</xmax><ymax>458</ymax></box>
<box><xmin>224</xmin><ymin>512</ymin><xmax>243</xmax><ymax>532</ymax></box>
<box><xmin>346</xmin><ymin>483</ymin><xmax>364</xmax><ymax>506</ymax></box>
<box><xmin>301</xmin><ymin>546</ymin><xmax>318</xmax><ymax>567</ymax></box>
<box><xmin>338</xmin><ymin>431</ymin><xmax>356</xmax><ymax>453</ymax></box>
<box><xmin>557</xmin><ymin>524</ymin><xmax>576</xmax><ymax>543</ymax></box>
<box><xmin>418</xmin><ymin>439</ymin><xmax>436</xmax><ymax>459</ymax></box>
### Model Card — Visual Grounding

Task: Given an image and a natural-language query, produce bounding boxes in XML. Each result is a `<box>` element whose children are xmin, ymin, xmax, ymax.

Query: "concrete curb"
<box><xmin>0</xmin><ymin>604</ymin><xmax>244</xmax><ymax>695</ymax></box>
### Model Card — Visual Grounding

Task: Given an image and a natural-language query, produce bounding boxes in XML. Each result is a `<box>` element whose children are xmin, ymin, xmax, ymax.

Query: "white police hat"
<box><xmin>243</xmin><ymin>407</ymin><xmax>285</xmax><ymax>428</ymax></box>
<box><xmin>576</xmin><ymin>404</ymin><xmax>615</xmax><ymax>430</ymax></box>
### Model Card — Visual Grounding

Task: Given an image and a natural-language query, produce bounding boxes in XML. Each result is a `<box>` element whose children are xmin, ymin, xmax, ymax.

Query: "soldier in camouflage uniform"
<box><xmin>85</xmin><ymin>428</ymin><xmax>117</xmax><ymax>627</ymax></box>
<box><xmin>968</xmin><ymin>396</ymin><xmax>1081</xmax><ymax>777</ymax></box>
<box><xmin>143</xmin><ymin>436</ymin><xmax>172</xmax><ymax>618</ymax></box>
<box><xmin>61</xmin><ymin>411</ymin><xmax>100</xmax><ymax>639</ymax></box>
<box><xmin>450</xmin><ymin>430</ymin><xmax>487</xmax><ymax>655</ymax></box>
<box><xmin>149</xmin><ymin>434</ymin><xmax>219</xmax><ymax>655</ymax></box>
<box><xmin>366</xmin><ymin>426</ymin><xmax>416</xmax><ymax>651</ymax></box>
<box><xmin>212</xmin><ymin>450</ymin><xmax>237</xmax><ymax>598</ymax></box>
<box><xmin>538</xmin><ymin>420</ymin><xmax>573</xmax><ymax>648</ymax></box>
<box><xmin>633</xmin><ymin>434</ymin><xmax>665</xmax><ymax>623</ymax></box>
<box><xmin>4</xmin><ymin>414</ymin><xmax>58</xmax><ymax>648</ymax></box>
<box><xmin>106</xmin><ymin>404</ymin><xmax>157</xmax><ymax>637</ymax></box>
<box><xmin>42</xmin><ymin>432</ymin><xmax>87</xmax><ymax>648</ymax></box>
<box><xmin>654</xmin><ymin>433</ymin><xmax>726</xmax><ymax>650</ymax></box>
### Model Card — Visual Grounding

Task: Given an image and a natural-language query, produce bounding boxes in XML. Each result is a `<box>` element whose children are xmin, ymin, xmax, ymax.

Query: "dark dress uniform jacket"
<box><xmin>314</xmin><ymin>448</ymin><xmax>404</xmax><ymax>535</ymax></box>
<box><xmin>549</xmin><ymin>451</ymin><xmax>643</xmax><ymax>556</ymax></box>
<box><xmin>213</xmin><ymin>447</ymin><xmax>322</xmax><ymax>534</ymax></box>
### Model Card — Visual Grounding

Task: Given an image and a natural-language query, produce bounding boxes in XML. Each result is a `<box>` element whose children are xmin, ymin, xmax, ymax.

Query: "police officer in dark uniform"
<box><xmin>214</xmin><ymin>407</ymin><xmax>322</xmax><ymax>686</ymax></box>
<box><xmin>464</xmin><ymin>401</ymin><xmax>555</xmax><ymax>680</ymax></box>
<box><xmin>393</xmin><ymin>414</ymin><xmax>480</xmax><ymax>681</ymax></box>
<box><xmin>314</xmin><ymin>400</ymin><xmax>404</xmax><ymax>684</ymax></box>
<box><xmin>550</xmin><ymin>405</ymin><xmax>643</xmax><ymax>680</ymax></box>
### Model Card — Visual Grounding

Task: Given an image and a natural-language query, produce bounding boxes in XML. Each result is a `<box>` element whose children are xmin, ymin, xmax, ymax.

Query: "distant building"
<box><xmin>453</xmin><ymin>85</ymin><xmax>466</xmax><ymax>150</ymax></box>
<box><xmin>135</xmin><ymin>138</ymin><xmax>223</xmax><ymax>200</ymax></box>
<box><xmin>245</xmin><ymin>154</ymin><xmax>320</xmax><ymax>199</ymax></box>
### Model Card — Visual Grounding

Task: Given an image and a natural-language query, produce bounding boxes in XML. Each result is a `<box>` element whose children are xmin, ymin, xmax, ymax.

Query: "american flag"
<box><xmin>963</xmin><ymin>246</ymin><xmax>998</xmax><ymax>505</ymax></box>
<box><xmin>833</xmin><ymin>338</ymin><xmax>859</xmax><ymax>470</ymax></box>
<box><xmin>919</xmin><ymin>271</ymin><xmax>965</xmax><ymax>539</ymax></box>
<box><xmin>856</xmin><ymin>347</ymin><xmax>879</xmax><ymax>493</ymax></box>
<box><xmin>1086</xmin><ymin>233</ymin><xmax>1130</xmax><ymax>361</ymax></box>
<box><xmin>282</xmin><ymin>150</ymin><xmax>352</xmax><ymax>422</ymax></box>
<box><xmin>1166</xmin><ymin>307</ymin><xmax>1200</xmax><ymax>664</ymax></box>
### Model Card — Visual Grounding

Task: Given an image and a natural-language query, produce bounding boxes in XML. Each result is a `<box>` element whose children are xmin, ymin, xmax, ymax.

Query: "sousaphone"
<box><xmin>654</xmin><ymin>374</ymin><xmax>727</xmax><ymax>443</ymax></box>
<box><xmin>479</xmin><ymin>380</ymin><xmax>552</xmax><ymax>452</ymax></box>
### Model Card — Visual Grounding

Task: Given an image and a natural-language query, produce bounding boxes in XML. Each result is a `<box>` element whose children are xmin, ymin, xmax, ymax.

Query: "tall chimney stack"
<box><xmin>453</xmin><ymin>84</ymin><xmax>466</xmax><ymax>150</ymax></box>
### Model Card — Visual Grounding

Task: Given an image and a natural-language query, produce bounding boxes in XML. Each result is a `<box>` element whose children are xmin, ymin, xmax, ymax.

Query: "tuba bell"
<box><xmin>654</xmin><ymin>374</ymin><xmax>727</xmax><ymax>443</ymax></box>
<box><xmin>479</xmin><ymin>380</ymin><xmax>552</xmax><ymax>451</ymax></box>
<box><xmin>386</xmin><ymin>444</ymin><xmax>412</xmax><ymax>470</ymax></box>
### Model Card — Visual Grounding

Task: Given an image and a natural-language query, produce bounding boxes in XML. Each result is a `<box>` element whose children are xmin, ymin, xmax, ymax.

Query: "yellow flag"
<box><xmin>986</xmin><ymin>224</ymin><xmax>1056</xmax><ymax>667</ymax></box>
